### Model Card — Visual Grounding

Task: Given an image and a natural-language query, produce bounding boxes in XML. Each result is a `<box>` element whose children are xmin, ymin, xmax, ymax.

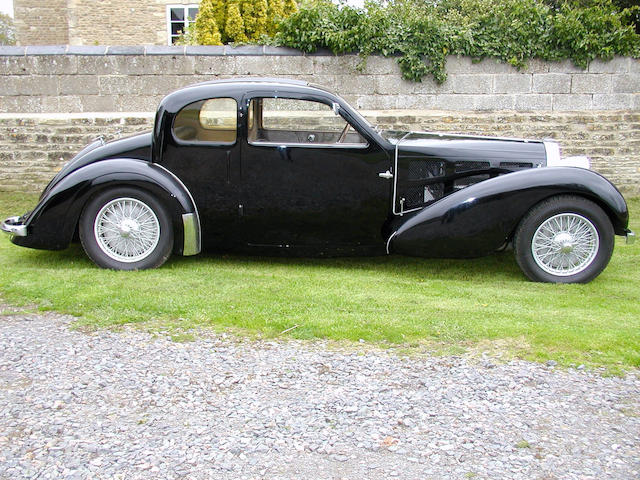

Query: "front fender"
<box><xmin>13</xmin><ymin>159</ymin><xmax>201</xmax><ymax>255</ymax></box>
<box><xmin>388</xmin><ymin>167</ymin><xmax>629</xmax><ymax>258</ymax></box>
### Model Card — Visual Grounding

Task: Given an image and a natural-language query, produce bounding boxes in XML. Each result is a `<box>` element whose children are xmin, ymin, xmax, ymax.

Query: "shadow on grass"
<box><xmin>8</xmin><ymin>241</ymin><xmax>524</xmax><ymax>283</ymax></box>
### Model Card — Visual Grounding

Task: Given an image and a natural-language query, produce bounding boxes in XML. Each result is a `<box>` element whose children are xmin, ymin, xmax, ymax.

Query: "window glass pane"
<box><xmin>171</xmin><ymin>8</ymin><xmax>184</xmax><ymax>21</ymax></box>
<box><xmin>171</xmin><ymin>23</ymin><xmax>184</xmax><ymax>35</ymax></box>
<box><xmin>262</xmin><ymin>99</ymin><xmax>345</xmax><ymax>131</ymax></box>
<box><xmin>249</xmin><ymin>98</ymin><xmax>366</xmax><ymax>146</ymax></box>
<box><xmin>173</xmin><ymin>98</ymin><xmax>237</xmax><ymax>144</ymax></box>
<box><xmin>188</xmin><ymin>8</ymin><xmax>199</xmax><ymax>21</ymax></box>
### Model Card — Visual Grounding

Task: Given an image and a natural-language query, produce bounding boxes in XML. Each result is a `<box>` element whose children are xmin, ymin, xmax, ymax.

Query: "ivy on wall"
<box><xmin>276</xmin><ymin>0</ymin><xmax>640</xmax><ymax>83</ymax></box>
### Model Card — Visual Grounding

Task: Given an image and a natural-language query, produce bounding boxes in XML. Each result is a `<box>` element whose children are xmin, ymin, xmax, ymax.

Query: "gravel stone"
<box><xmin>0</xmin><ymin>306</ymin><xmax>639</xmax><ymax>479</ymax></box>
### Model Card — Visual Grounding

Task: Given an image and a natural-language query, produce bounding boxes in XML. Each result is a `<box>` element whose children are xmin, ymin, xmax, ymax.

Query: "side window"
<box><xmin>248</xmin><ymin>98</ymin><xmax>367</xmax><ymax>146</ymax></box>
<box><xmin>173</xmin><ymin>98</ymin><xmax>237</xmax><ymax>144</ymax></box>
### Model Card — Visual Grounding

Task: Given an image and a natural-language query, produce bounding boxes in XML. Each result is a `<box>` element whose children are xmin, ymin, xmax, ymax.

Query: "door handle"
<box><xmin>378</xmin><ymin>170</ymin><xmax>393</xmax><ymax>179</ymax></box>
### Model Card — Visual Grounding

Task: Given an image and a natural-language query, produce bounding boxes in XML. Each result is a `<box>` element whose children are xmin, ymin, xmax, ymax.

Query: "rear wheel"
<box><xmin>79</xmin><ymin>187</ymin><xmax>173</xmax><ymax>270</ymax></box>
<box><xmin>514</xmin><ymin>196</ymin><xmax>614</xmax><ymax>283</ymax></box>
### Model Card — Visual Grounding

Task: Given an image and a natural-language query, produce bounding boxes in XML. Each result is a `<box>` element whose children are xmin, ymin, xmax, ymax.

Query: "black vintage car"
<box><xmin>2</xmin><ymin>78</ymin><xmax>635</xmax><ymax>282</ymax></box>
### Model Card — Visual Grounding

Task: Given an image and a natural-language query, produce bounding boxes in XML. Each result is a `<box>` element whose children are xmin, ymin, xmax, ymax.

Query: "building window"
<box><xmin>167</xmin><ymin>4</ymin><xmax>199</xmax><ymax>45</ymax></box>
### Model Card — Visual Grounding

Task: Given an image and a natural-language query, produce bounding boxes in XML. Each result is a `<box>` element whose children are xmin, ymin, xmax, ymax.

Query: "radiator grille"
<box><xmin>403</xmin><ymin>183</ymin><xmax>444</xmax><ymax>208</ymax></box>
<box><xmin>407</xmin><ymin>159</ymin><xmax>445</xmax><ymax>180</ymax></box>
<box><xmin>454</xmin><ymin>161</ymin><xmax>490</xmax><ymax>172</ymax></box>
<box><xmin>499</xmin><ymin>162</ymin><xmax>533</xmax><ymax>170</ymax></box>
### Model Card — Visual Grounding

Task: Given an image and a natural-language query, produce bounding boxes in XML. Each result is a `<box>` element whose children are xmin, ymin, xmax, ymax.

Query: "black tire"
<box><xmin>79</xmin><ymin>187</ymin><xmax>174</xmax><ymax>270</ymax></box>
<box><xmin>514</xmin><ymin>195</ymin><xmax>614</xmax><ymax>283</ymax></box>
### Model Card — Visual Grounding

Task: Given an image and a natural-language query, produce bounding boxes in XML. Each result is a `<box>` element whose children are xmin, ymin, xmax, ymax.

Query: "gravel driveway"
<box><xmin>1</xmin><ymin>304</ymin><xmax>639</xmax><ymax>480</ymax></box>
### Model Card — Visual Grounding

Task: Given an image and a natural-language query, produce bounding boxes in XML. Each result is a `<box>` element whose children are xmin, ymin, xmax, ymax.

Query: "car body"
<box><xmin>2</xmin><ymin>78</ymin><xmax>635</xmax><ymax>282</ymax></box>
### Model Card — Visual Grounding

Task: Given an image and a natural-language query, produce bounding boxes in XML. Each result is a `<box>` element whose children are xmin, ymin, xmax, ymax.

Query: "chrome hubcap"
<box><xmin>94</xmin><ymin>197</ymin><xmax>160</xmax><ymax>263</ymax></box>
<box><xmin>531</xmin><ymin>213</ymin><xmax>599</xmax><ymax>277</ymax></box>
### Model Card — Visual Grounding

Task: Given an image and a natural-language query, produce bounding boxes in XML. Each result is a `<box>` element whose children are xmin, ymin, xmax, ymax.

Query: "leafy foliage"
<box><xmin>276</xmin><ymin>0</ymin><xmax>640</xmax><ymax>82</ymax></box>
<box><xmin>0</xmin><ymin>13</ymin><xmax>15</xmax><ymax>46</ymax></box>
<box><xmin>194</xmin><ymin>0</ymin><xmax>297</xmax><ymax>45</ymax></box>
<box><xmin>195</xmin><ymin>0</ymin><xmax>222</xmax><ymax>45</ymax></box>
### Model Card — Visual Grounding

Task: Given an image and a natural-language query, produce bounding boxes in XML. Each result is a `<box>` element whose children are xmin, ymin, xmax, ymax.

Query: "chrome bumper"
<box><xmin>1</xmin><ymin>216</ymin><xmax>27</xmax><ymax>237</ymax></box>
<box><xmin>626</xmin><ymin>230</ymin><xmax>635</xmax><ymax>245</ymax></box>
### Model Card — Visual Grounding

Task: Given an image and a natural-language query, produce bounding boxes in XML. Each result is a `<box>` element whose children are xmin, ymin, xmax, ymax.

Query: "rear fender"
<box><xmin>16</xmin><ymin>158</ymin><xmax>201</xmax><ymax>255</ymax></box>
<box><xmin>387</xmin><ymin>167</ymin><xmax>629</xmax><ymax>258</ymax></box>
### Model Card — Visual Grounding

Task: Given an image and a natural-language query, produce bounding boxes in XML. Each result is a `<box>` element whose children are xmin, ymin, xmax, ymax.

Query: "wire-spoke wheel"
<box><xmin>94</xmin><ymin>198</ymin><xmax>160</xmax><ymax>263</ymax></box>
<box><xmin>80</xmin><ymin>188</ymin><xmax>173</xmax><ymax>270</ymax></box>
<box><xmin>514</xmin><ymin>196</ymin><xmax>613</xmax><ymax>283</ymax></box>
<box><xmin>531</xmin><ymin>213</ymin><xmax>599</xmax><ymax>276</ymax></box>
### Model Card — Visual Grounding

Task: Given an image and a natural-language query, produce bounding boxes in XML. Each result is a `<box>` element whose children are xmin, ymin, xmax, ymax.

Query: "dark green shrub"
<box><xmin>276</xmin><ymin>0</ymin><xmax>640</xmax><ymax>83</ymax></box>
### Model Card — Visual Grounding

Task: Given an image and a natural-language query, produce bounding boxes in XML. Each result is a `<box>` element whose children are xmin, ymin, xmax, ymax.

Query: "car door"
<box><xmin>238</xmin><ymin>93</ymin><xmax>390</xmax><ymax>252</ymax></box>
<box><xmin>160</xmin><ymin>96</ymin><xmax>242</xmax><ymax>249</ymax></box>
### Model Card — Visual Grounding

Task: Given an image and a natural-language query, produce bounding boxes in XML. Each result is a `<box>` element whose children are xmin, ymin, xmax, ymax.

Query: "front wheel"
<box><xmin>79</xmin><ymin>188</ymin><xmax>174</xmax><ymax>270</ymax></box>
<box><xmin>514</xmin><ymin>196</ymin><xmax>614</xmax><ymax>283</ymax></box>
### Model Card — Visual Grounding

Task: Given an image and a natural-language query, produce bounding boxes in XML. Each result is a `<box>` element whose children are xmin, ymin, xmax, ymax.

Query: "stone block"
<box><xmin>588</xmin><ymin>57</ymin><xmax>630</xmax><ymax>74</ymax></box>
<box><xmin>374</xmin><ymin>76</ymin><xmax>416</xmax><ymax>95</ymax></box>
<box><xmin>79</xmin><ymin>95</ymin><xmax>118</xmax><ymax>112</ymax></box>
<box><xmin>58</xmin><ymin>75</ymin><xmax>100</xmax><ymax>95</ymax></box>
<box><xmin>630</xmin><ymin>59</ymin><xmax>640</xmax><ymax>74</ymax></box>
<box><xmin>106</xmin><ymin>46</ymin><xmax>146</xmax><ymax>55</ymax></box>
<box><xmin>335</xmin><ymin>75</ymin><xmax>375</xmax><ymax>95</ymax></box>
<box><xmin>145</xmin><ymin>46</ymin><xmax>185</xmax><ymax>56</ymax></box>
<box><xmin>25</xmin><ymin>46</ymin><xmax>67</xmax><ymax>55</ymax></box>
<box><xmin>452</xmin><ymin>74</ymin><xmax>493</xmax><ymax>94</ymax></box>
<box><xmin>593</xmin><ymin>94</ymin><xmax>634</xmax><ymax>110</ymax></box>
<box><xmin>362</xmin><ymin>56</ymin><xmax>398</xmax><ymax>75</ymax></box>
<box><xmin>474</xmin><ymin>94</ymin><xmax>516</xmax><ymax>111</ymax></box>
<box><xmin>313</xmin><ymin>55</ymin><xmax>360</xmax><ymax>75</ymax></box>
<box><xmin>548</xmin><ymin>59</ymin><xmax>586</xmax><ymax>74</ymax></box>
<box><xmin>0</xmin><ymin>76</ymin><xmax>20</xmax><ymax>95</ymax></box>
<box><xmin>263</xmin><ymin>47</ymin><xmax>302</xmax><ymax>56</ymax></box>
<box><xmin>571</xmin><ymin>74</ymin><xmax>611</xmax><ymax>94</ymax></box>
<box><xmin>141</xmin><ymin>56</ymin><xmax>195</xmax><ymax>75</ymax></box>
<box><xmin>612</xmin><ymin>75</ymin><xmax>640</xmax><ymax>94</ymax></box>
<box><xmin>514</xmin><ymin>94</ymin><xmax>553</xmax><ymax>111</ymax></box>
<box><xmin>115</xmin><ymin>95</ymin><xmax>163</xmax><ymax>112</ymax></box>
<box><xmin>99</xmin><ymin>76</ymin><xmax>145</xmax><ymax>95</ymax></box>
<box><xmin>185</xmin><ymin>46</ymin><xmax>225</xmax><ymax>56</ymax></box>
<box><xmin>0</xmin><ymin>46</ymin><xmax>26</xmax><ymax>56</ymax></box>
<box><xmin>225</xmin><ymin>45</ymin><xmax>264</xmax><ymax>56</ymax></box>
<box><xmin>66</xmin><ymin>46</ymin><xmax>107</xmax><ymax>56</ymax></box>
<box><xmin>432</xmin><ymin>94</ymin><xmax>477</xmax><ymax>111</ymax></box>
<box><xmin>396</xmin><ymin>95</ymin><xmax>438</xmax><ymax>110</ymax></box>
<box><xmin>353</xmin><ymin>94</ymin><xmax>397</xmax><ymax>110</ymax></box>
<box><xmin>0</xmin><ymin>57</ymin><xmax>30</xmax><ymax>75</ymax></box>
<box><xmin>77</xmin><ymin>56</ymin><xmax>120</xmax><ymax>75</ymax></box>
<box><xmin>552</xmin><ymin>94</ymin><xmax>592</xmax><ymax>111</ymax></box>
<box><xmin>235</xmin><ymin>56</ymin><xmax>313</xmax><ymax>76</ymax></box>
<box><xmin>532</xmin><ymin>74</ymin><xmax>571</xmax><ymax>93</ymax></box>
<box><xmin>112</xmin><ymin>56</ymin><xmax>151</xmax><ymax>75</ymax></box>
<box><xmin>28</xmin><ymin>55</ymin><xmax>77</xmax><ymax>75</ymax></box>
<box><xmin>57</xmin><ymin>96</ymin><xmax>83</xmax><ymax>112</ymax></box>
<box><xmin>520</xmin><ymin>59</ymin><xmax>548</xmax><ymax>74</ymax></box>
<box><xmin>494</xmin><ymin>74</ymin><xmax>531</xmax><ymax>94</ymax></box>
<box><xmin>469</xmin><ymin>58</ymin><xmax>516</xmax><ymax>74</ymax></box>
<box><xmin>194</xmin><ymin>56</ymin><xmax>238</xmax><ymax>75</ymax></box>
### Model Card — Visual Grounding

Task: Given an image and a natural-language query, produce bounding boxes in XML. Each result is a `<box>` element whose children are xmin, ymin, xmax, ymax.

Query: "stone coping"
<box><xmin>0</xmin><ymin>45</ymin><xmax>324</xmax><ymax>56</ymax></box>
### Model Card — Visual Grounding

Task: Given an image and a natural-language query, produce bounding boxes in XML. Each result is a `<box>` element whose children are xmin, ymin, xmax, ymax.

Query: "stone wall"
<box><xmin>1</xmin><ymin>47</ymin><xmax>639</xmax><ymax>113</ymax></box>
<box><xmin>0</xmin><ymin>48</ymin><xmax>638</xmax><ymax>195</ymax></box>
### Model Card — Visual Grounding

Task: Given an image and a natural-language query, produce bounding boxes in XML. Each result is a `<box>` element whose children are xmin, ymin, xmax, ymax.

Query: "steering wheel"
<box><xmin>338</xmin><ymin>123</ymin><xmax>351</xmax><ymax>143</ymax></box>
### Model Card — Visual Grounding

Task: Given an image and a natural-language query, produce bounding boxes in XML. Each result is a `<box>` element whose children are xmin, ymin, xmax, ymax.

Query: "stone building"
<box><xmin>13</xmin><ymin>0</ymin><xmax>199</xmax><ymax>46</ymax></box>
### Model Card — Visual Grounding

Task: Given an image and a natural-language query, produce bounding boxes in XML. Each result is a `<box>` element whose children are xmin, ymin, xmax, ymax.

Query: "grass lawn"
<box><xmin>1</xmin><ymin>191</ymin><xmax>639</xmax><ymax>370</ymax></box>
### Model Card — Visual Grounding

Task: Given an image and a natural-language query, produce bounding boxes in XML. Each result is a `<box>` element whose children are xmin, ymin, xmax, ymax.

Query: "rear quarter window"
<box><xmin>173</xmin><ymin>98</ymin><xmax>237</xmax><ymax>144</ymax></box>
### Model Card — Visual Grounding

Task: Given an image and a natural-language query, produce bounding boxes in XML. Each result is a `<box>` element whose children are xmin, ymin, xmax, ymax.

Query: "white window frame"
<box><xmin>166</xmin><ymin>4</ymin><xmax>199</xmax><ymax>45</ymax></box>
